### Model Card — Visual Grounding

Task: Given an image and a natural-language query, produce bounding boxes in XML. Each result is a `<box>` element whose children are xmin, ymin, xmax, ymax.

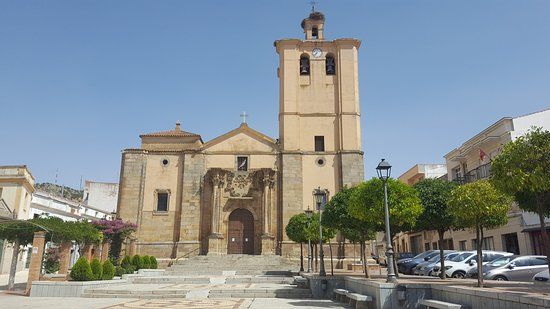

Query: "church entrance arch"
<box><xmin>227</xmin><ymin>208</ymin><xmax>254</xmax><ymax>254</ymax></box>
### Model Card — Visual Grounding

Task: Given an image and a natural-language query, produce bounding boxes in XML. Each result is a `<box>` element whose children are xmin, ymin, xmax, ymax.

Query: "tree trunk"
<box><xmin>8</xmin><ymin>240</ymin><xmax>20</xmax><ymax>291</ymax></box>
<box><xmin>314</xmin><ymin>244</ymin><xmax>318</xmax><ymax>272</ymax></box>
<box><xmin>438</xmin><ymin>229</ymin><xmax>446</xmax><ymax>279</ymax></box>
<box><xmin>363</xmin><ymin>241</ymin><xmax>370</xmax><ymax>278</ymax></box>
<box><xmin>299</xmin><ymin>243</ymin><xmax>304</xmax><ymax>272</ymax></box>
<box><xmin>476</xmin><ymin>225</ymin><xmax>484</xmax><ymax>287</ymax></box>
<box><xmin>537</xmin><ymin>212</ymin><xmax>550</xmax><ymax>274</ymax></box>
<box><xmin>329</xmin><ymin>240</ymin><xmax>334</xmax><ymax>276</ymax></box>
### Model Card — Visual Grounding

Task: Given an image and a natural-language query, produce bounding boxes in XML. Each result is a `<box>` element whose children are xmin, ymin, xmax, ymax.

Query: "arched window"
<box><xmin>312</xmin><ymin>27</ymin><xmax>319</xmax><ymax>39</ymax></box>
<box><xmin>326</xmin><ymin>54</ymin><xmax>336</xmax><ymax>75</ymax></box>
<box><xmin>300</xmin><ymin>54</ymin><xmax>310</xmax><ymax>75</ymax></box>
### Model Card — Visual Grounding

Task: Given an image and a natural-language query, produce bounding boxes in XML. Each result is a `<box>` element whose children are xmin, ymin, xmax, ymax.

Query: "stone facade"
<box><xmin>117</xmin><ymin>11</ymin><xmax>365</xmax><ymax>259</ymax></box>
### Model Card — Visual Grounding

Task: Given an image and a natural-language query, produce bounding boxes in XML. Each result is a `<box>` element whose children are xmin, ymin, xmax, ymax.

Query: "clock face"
<box><xmin>312</xmin><ymin>48</ymin><xmax>322</xmax><ymax>58</ymax></box>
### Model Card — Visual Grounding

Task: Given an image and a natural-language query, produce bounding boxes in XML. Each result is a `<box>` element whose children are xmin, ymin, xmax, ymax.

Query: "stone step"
<box><xmin>209</xmin><ymin>288</ymin><xmax>311</xmax><ymax>299</ymax></box>
<box><xmin>81</xmin><ymin>292</ymin><xmax>187</xmax><ymax>299</ymax></box>
<box><xmin>131</xmin><ymin>277</ymin><xmax>211</xmax><ymax>284</ymax></box>
<box><xmin>164</xmin><ymin>270</ymin><xmax>293</xmax><ymax>276</ymax></box>
<box><xmin>130</xmin><ymin>276</ymin><xmax>293</xmax><ymax>284</ymax></box>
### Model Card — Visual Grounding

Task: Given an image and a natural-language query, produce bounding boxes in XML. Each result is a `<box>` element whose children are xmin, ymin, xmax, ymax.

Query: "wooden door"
<box><xmin>227</xmin><ymin>209</ymin><xmax>254</xmax><ymax>254</ymax></box>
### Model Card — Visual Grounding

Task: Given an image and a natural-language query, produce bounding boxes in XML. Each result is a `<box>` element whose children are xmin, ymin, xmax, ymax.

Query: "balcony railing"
<box><xmin>452</xmin><ymin>163</ymin><xmax>492</xmax><ymax>184</ymax></box>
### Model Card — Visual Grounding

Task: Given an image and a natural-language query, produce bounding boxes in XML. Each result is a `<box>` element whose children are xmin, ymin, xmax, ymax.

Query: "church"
<box><xmin>116</xmin><ymin>11</ymin><xmax>364</xmax><ymax>259</ymax></box>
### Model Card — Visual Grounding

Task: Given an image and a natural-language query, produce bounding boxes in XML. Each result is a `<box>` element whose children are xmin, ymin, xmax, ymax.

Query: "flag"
<box><xmin>479</xmin><ymin>149</ymin><xmax>487</xmax><ymax>162</ymax></box>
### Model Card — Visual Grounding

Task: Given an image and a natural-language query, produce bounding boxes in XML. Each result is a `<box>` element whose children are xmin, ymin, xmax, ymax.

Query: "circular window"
<box><xmin>316</xmin><ymin>157</ymin><xmax>326</xmax><ymax>167</ymax></box>
<box><xmin>161</xmin><ymin>158</ymin><xmax>169</xmax><ymax>167</ymax></box>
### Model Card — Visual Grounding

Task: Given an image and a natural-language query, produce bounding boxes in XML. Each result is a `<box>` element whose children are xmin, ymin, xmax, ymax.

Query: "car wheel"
<box><xmin>451</xmin><ymin>271</ymin><xmax>466</xmax><ymax>279</ymax></box>
<box><xmin>494</xmin><ymin>275</ymin><xmax>508</xmax><ymax>281</ymax></box>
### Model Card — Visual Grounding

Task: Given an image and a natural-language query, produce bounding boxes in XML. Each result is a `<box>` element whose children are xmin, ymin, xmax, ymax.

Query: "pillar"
<box><xmin>129</xmin><ymin>239</ymin><xmax>136</xmax><ymax>257</ymax></box>
<box><xmin>208</xmin><ymin>172</ymin><xmax>224</xmax><ymax>255</ymax></box>
<box><xmin>25</xmin><ymin>231</ymin><xmax>46</xmax><ymax>294</ymax></box>
<box><xmin>58</xmin><ymin>241</ymin><xmax>72</xmax><ymax>274</ymax></box>
<box><xmin>92</xmin><ymin>243</ymin><xmax>101</xmax><ymax>260</ymax></box>
<box><xmin>83</xmin><ymin>244</ymin><xmax>93</xmax><ymax>261</ymax></box>
<box><xmin>261</xmin><ymin>171</ymin><xmax>276</xmax><ymax>255</ymax></box>
<box><xmin>100</xmin><ymin>242</ymin><xmax>110</xmax><ymax>262</ymax></box>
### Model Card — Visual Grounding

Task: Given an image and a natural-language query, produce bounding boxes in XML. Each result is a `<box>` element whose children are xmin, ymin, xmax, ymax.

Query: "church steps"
<box><xmin>129</xmin><ymin>276</ymin><xmax>294</xmax><ymax>284</ymax></box>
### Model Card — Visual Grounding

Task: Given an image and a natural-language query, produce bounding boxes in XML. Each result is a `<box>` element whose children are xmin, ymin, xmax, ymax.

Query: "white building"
<box><xmin>82</xmin><ymin>180</ymin><xmax>118</xmax><ymax>215</ymax></box>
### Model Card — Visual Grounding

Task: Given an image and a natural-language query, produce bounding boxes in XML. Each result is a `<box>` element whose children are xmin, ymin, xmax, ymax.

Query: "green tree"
<box><xmin>70</xmin><ymin>256</ymin><xmax>93</xmax><ymax>281</ymax></box>
<box><xmin>150</xmin><ymin>256</ymin><xmax>158</xmax><ymax>269</ymax></box>
<box><xmin>491</xmin><ymin>127</ymin><xmax>550</xmax><ymax>273</ymax></box>
<box><xmin>102</xmin><ymin>260</ymin><xmax>115</xmax><ymax>280</ymax></box>
<box><xmin>307</xmin><ymin>212</ymin><xmax>337</xmax><ymax>275</ymax></box>
<box><xmin>323</xmin><ymin>187</ymin><xmax>376</xmax><ymax>277</ymax></box>
<box><xmin>413</xmin><ymin>178</ymin><xmax>458</xmax><ymax>279</ymax></box>
<box><xmin>131</xmin><ymin>254</ymin><xmax>141</xmax><ymax>271</ymax></box>
<box><xmin>141</xmin><ymin>255</ymin><xmax>151</xmax><ymax>269</ymax></box>
<box><xmin>448</xmin><ymin>180</ymin><xmax>511</xmax><ymax>287</ymax></box>
<box><xmin>349</xmin><ymin>178</ymin><xmax>422</xmax><ymax>269</ymax></box>
<box><xmin>90</xmin><ymin>258</ymin><xmax>103</xmax><ymax>280</ymax></box>
<box><xmin>285</xmin><ymin>213</ymin><xmax>310</xmax><ymax>271</ymax></box>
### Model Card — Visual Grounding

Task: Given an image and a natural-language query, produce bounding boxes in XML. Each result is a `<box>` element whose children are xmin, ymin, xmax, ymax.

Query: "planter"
<box><xmin>29</xmin><ymin>278</ymin><xmax>126</xmax><ymax>297</ymax></box>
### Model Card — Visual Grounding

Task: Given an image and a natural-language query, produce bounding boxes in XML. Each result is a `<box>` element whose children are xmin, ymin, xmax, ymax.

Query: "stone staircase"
<box><xmin>81</xmin><ymin>255</ymin><xmax>310</xmax><ymax>299</ymax></box>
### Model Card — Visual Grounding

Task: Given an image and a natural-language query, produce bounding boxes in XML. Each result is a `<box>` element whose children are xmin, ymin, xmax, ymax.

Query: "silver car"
<box><xmin>413</xmin><ymin>251</ymin><xmax>460</xmax><ymax>276</ymax></box>
<box><xmin>484</xmin><ymin>255</ymin><xmax>548</xmax><ymax>281</ymax></box>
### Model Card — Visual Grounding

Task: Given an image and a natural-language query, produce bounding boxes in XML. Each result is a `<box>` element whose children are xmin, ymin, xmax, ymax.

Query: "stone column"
<box><xmin>58</xmin><ymin>241</ymin><xmax>72</xmax><ymax>274</ymax></box>
<box><xmin>208</xmin><ymin>172</ymin><xmax>224</xmax><ymax>255</ymax></box>
<box><xmin>92</xmin><ymin>244</ymin><xmax>101</xmax><ymax>260</ymax></box>
<box><xmin>129</xmin><ymin>239</ymin><xmax>136</xmax><ymax>257</ymax></box>
<box><xmin>25</xmin><ymin>231</ymin><xmax>46</xmax><ymax>294</ymax></box>
<box><xmin>83</xmin><ymin>244</ymin><xmax>93</xmax><ymax>261</ymax></box>
<box><xmin>262</xmin><ymin>175</ymin><xmax>270</xmax><ymax>234</ymax></box>
<box><xmin>261</xmin><ymin>171</ymin><xmax>275</xmax><ymax>255</ymax></box>
<box><xmin>100</xmin><ymin>242</ymin><xmax>110</xmax><ymax>262</ymax></box>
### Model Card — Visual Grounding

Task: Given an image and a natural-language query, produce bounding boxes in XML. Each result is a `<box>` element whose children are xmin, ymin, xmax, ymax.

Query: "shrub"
<box><xmin>131</xmin><ymin>254</ymin><xmax>141</xmax><ymax>271</ymax></box>
<box><xmin>90</xmin><ymin>258</ymin><xmax>103</xmax><ymax>280</ymax></box>
<box><xmin>115</xmin><ymin>266</ymin><xmax>125</xmax><ymax>277</ymax></box>
<box><xmin>70</xmin><ymin>256</ymin><xmax>93</xmax><ymax>281</ymax></box>
<box><xmin>121</xmin><ymin>255</ymin><xmax>132</xmax><ymax>269</ymax></box>
<box><xmin>44</xmin><ymin>247</ymin><xmax>60</xmax><ymax>274</ymax></box>
<box><xmin>150</xmin><ymin>256</ymin><xmax>158</xmax><ymax>269</ymax></box>
<box><xmin>141</xmin><ymin>255</ymin><xmax>151</xmax><ymax>269</ymax></box>
<box><xmin>125</xmin><ymin>265</ymin><xmax>136</xmax><ymax>274</ymax></box>
<box><xmin>102</xmin><ymin>260</ymin><xmax>115</xmax><ymax>280</ymax></box>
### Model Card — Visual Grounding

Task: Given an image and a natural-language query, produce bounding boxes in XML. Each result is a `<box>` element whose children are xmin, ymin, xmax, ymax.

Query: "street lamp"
<box><xmin>305</xmin><ymin>208</ymin><xmax>313</xmax><ymax>273</ymax></box>
<box><xmin>376</xmin><ymin>159</ymin><xmax>397</xmax><ymax>283</ymax></box>
<box><xmin>313</xmin><ymin>187</ymin><xmax>328</xmax><ymax>277</ymax></box>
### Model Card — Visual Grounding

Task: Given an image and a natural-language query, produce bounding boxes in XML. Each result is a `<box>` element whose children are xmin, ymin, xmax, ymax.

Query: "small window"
<box><xmin>300</xmin><ymin>54</ymin><xmax>310</xmax><ymax>75</ymax></box>
<box><xmin>237</xmin><ymin>156</ymin><xmax>248</xmax><ymax>171</ymax></box>
<box><xmin>161</xmin><ymin>158</ymin><xmax>169</xmax><ymax>166</ymax></box>
<box><xmin>314</xmin><ymin>136</ymin><xmax>325</xmax><ymax>152</ymax></box>
<box><xmin>531</xmin><ymin>257</ymin><xmax>548</xmax><ymax>266</ymax></box>
<box><xmin>312</xmin><ymin>27</ymin><xmax>319</xmax><ymax>39</ymax></box>
<box><xmin>157</xmin><ymin>192</ymin><xmax>168</xmax><ymax>212</ymax></box>
<box><xmin>459</xmin><ymin>240</ymin><xmax>467</xmax><ymax>251</ymax></box>
<box><xmin>514</xmin><ymin>257</ymin><xmax>530</xmax><ymax>267</ymax></box>
<box><xmin>432</xmin><ymin>242</ymin><xmax>438</xmax><ymax>250</ymax></box>
<box><xmin>326</xmin><ymin>54</ymin><xmax>336</xmax><ymax>75</ymax></box>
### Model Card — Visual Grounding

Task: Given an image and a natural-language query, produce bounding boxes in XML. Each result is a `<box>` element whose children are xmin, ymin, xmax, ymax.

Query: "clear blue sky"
<box><xmin>1</xmin><ymin>1</ymin><xmax>549</xmax><ymax>188</ymax></box>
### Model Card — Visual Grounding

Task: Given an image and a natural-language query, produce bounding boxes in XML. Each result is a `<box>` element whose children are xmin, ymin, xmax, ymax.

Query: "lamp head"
<box><xmin>376</xmin><ymin>159</ymin><xmax>392</xmax><ymax>181</ymax></box>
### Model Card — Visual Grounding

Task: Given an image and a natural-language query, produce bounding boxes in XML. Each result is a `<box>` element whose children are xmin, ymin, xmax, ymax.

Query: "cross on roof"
<box><xmin>240</xmin><ymin>112</ymin><xmax>248</xmax><ymax>124</ymax></box>
<box><xmin>309</xmin><ymin>0</ymin><xmax>317</xmax><ymax>12</ymax></box>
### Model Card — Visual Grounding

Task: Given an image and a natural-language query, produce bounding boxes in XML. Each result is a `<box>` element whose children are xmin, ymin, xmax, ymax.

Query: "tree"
<box><xmin>0</xmin><ymin>220</ymin><xmax>40</xmax><ymax>290</ymax></box>
<box><xmin>491</xmin><ymin>127</ymin><xmax>550</xmax><ymax>273</ymax></box>
<box><xmin>448</xmin><ymin>180</ymin><xmax>511</xmax><ymax>287</ymax></box>
<box><xmin>92</xmin><ymin>219</ymin><xmax>137</xmax><ymax>261</ymax></box>
<box><xmin>70</xmin><ymin>256</ymin><xmax>93</xmax><ymax>281</ymax></box>
<box><xmin>285</xmin><ymin>213</ymin><xmax>309</xmax><ymax>272</ymax></box>
<box><xmin>307</xmin><ymin>212</ymin><xmax>337</xmax><ymax>275</ymax></box>
<box><xmin>349</xmin><ymin>178</ymin><xmax>423</xmax><ymax>272</ymax></box>
<box><xmin>414</xmin><ymin>178</ymin><xmax>458</xmax><ymax>279</ymax></box>
<box><xmin>323</xmin><ymin>187</ymin><xmax>376</xmax><ymax>277</ymax></box>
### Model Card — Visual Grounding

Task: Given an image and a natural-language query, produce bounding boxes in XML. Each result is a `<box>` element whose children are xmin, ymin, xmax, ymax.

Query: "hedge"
<box><xmin>102</xmin><ymin>260</ymin><xmax>115</xmax><ymax>280</ymax></box>
<box><xmin>90</xmin><ymin>258</ymin><xmax>103</xmax><ymax>280</ymax></box>
<box><xmin>70</xmin><ymin>256</ymin><xmax>93</xmax><ymax>281</ymax></box>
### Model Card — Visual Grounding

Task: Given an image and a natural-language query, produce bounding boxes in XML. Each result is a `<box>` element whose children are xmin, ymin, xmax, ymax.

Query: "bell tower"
<box><xmin>275</xmin><ymin>11</ymin><xmax>364</xmax><ymax>253</ymax></box>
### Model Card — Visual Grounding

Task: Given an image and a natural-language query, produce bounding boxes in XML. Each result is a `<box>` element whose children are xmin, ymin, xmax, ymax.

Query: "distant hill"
<box><xmin>35</xmin><ymin>183</ymin><xmax>83</xmax><ymax>202</ymax></box>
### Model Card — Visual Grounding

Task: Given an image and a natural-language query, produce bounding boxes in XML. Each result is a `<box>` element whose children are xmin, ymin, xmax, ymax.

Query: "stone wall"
<box><xmin>341</xmin><ymin>152</ymin><xmax>364</xmax><ymax>187</ymax></box>
<box><xmin>279</xmin><ymin>153</ymin><xmax>303</xmax><ymax>248</ymax></box>
<box><xmin>117</xmin><ymin>151</ymin><xmax>146</xmax><ymax>225</ymax></box>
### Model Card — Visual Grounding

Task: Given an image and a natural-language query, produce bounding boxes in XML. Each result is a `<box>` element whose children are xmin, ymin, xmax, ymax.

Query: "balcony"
<box><xmin>453</xmin><ymin>163</ymin><xmax>492</xmax><ymax>184</ymax></box>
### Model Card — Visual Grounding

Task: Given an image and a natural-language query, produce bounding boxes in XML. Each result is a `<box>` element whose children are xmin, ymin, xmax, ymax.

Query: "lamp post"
<box><xmin>376</xmin><ymin>159</ymin><xmax>397</xmax><ymax>283</ymax></box>
<box><xmin>313</xmin><ymin>187</ymin><xmax>328</xmax><ymax>277</ymax></box>
<box><xmin>305</xmin><ymin>208</ymin><xmax>313</xmax><ymax>273</ymax></box>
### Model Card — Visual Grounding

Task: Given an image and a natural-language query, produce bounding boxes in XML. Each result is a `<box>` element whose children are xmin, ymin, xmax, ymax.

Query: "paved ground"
<box><xmin>0</xmin><ymin>294</ymin><xmax>347</xmax><ymax>308</ymax></box>
<box><xmin>0</xmin><ymin>270</ymin><xmax>28</xmax><ymax>290</ymax></box>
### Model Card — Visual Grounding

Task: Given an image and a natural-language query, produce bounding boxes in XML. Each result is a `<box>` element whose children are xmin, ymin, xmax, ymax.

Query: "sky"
<box><xmin>1</xmin><ymin>1</ymin><xmax>549</xmax><ymax>189</ymax></box>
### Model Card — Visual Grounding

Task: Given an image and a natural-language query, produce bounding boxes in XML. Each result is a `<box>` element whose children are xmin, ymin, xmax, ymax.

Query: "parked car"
<box><xmin>532</xmin><ymin>269</ymin><xmax>549</xmax><ymax>283</ymax></box>
<box><xmin>397</xmin><ymin>250</ymin><xmax>439</xmax><ymax>275</ymax></box>
<box><xmin>413</xmin><ymin>251</ymin><xmax>460</xmax><ymax>276</ymax></box>
<box><xmin>377</xmin><ymin>252</ymin><xmax>414</xmax><ymax>266</ymax></box>
<box><xmin>466</xmin><ymin>255</ymin><xmax>519</xmax><ymax>279</ymax></box>
<box><xmin>484</xmin><ymin>256</ymin><xmax>548</xmax><ymax>281</ymax></box>
<box><xmin>433</xmin><ymin>251</ymin><xmax>513</xmax><ymax>278</ymax></box>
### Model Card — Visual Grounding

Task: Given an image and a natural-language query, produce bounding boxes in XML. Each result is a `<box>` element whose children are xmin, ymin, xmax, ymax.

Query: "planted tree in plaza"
<box><xmin>491</xmin><ymin>127</ymin><xmax>550</xmax><ymax>273</ymax></box>
<box><xmin>307</xmin><ymin>212</ymin><xmax>337</xmax><ymax>275</ymax></box>
<box><xmin>92</xmin><ymin>219</ymin><xmax>137</xmax><ymax>261</ymax></box>
<box><xmin>448</xmin><ymin>180</ymin><xmax>511</xmax><ymax>287</ymax></box>
<box><xmin>349</xmin><ymin>178</ymin><xmax>423</xmax><ymax>273</ymax></box>
<box><xmin>285</xmin><ymin>213</ymin><xmax>310</xmax><ymax>271</ymax></box>
<box><xmin>0</xmin><ymin>220</ymin><xmax>40</xmax><ymax>290</ymax></box>
<box><xmin>323</xmin><ymin>187</ymin><xmax>376</xmax><ymax>277</ymax></box>
<box><xmin>413</xmin><ymin>178</ymin><xmax>458</xmax><ymax>279</ymax></box>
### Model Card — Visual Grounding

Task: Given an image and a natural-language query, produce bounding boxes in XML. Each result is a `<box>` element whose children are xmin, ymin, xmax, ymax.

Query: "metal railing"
<box><xmin>452</xmin><ymin>163</ymin><xmax>492</xmax><ymax>184</ymax></box>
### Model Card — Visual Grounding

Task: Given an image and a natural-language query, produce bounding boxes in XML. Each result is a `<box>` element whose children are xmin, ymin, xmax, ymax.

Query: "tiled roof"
<box><xmin>140</xmin><ymin>122</ymin><xmax>201</xmax><ymax>138</ymax></box>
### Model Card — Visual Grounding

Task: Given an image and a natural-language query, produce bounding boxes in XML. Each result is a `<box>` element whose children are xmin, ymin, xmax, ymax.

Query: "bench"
<box><xmin>346</xmin><ymin>292</ymin><xmax>373</xmax><ymax>309</ymax></box>
<box><xmin>418</xmin><ymin>299</ymin><xmax>462</xmax><ymax>309</ymax></box>
<box><xmin>332</xmin><ymin>288</ymin><xmax>348</xmax><ymax>302</ymax></box>
<box><xmin>293</xmin><ymin>276</ymin><xmax>308</xmax><ymax>289</ymax></box>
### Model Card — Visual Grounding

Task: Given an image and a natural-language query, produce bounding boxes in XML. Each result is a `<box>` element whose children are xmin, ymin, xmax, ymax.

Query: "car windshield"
<box><xmin>428</xmin><ymin>255</ymin><xmax>441</xmax><ymax>262</ymax></box>
<box><xmin>489</xmin><ymin>256</ymin><xmax>515</xmax><ymax>267</ymax></box>
<box><xmin>450</xmin><ymin>252</ymin><xmax>473</xmax><ymax>262</ymax></box>
<box><xmin>445</xmin><ymin>253</ymin><xmax>460</xmax><ymax>260</ymax></box>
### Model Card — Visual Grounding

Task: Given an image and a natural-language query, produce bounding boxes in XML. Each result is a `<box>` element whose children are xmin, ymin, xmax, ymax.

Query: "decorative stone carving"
<box><xmin>225</xmin><ymin>172</ymin><xmax>253</xmax><ymax>197</ymax></box>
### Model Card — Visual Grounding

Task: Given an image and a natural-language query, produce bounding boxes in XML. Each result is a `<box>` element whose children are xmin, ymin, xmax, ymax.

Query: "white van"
<box><xmin>432</xmin><ymin>251</ymin><xmax>512</xmax><ymax>278</ymax></box>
